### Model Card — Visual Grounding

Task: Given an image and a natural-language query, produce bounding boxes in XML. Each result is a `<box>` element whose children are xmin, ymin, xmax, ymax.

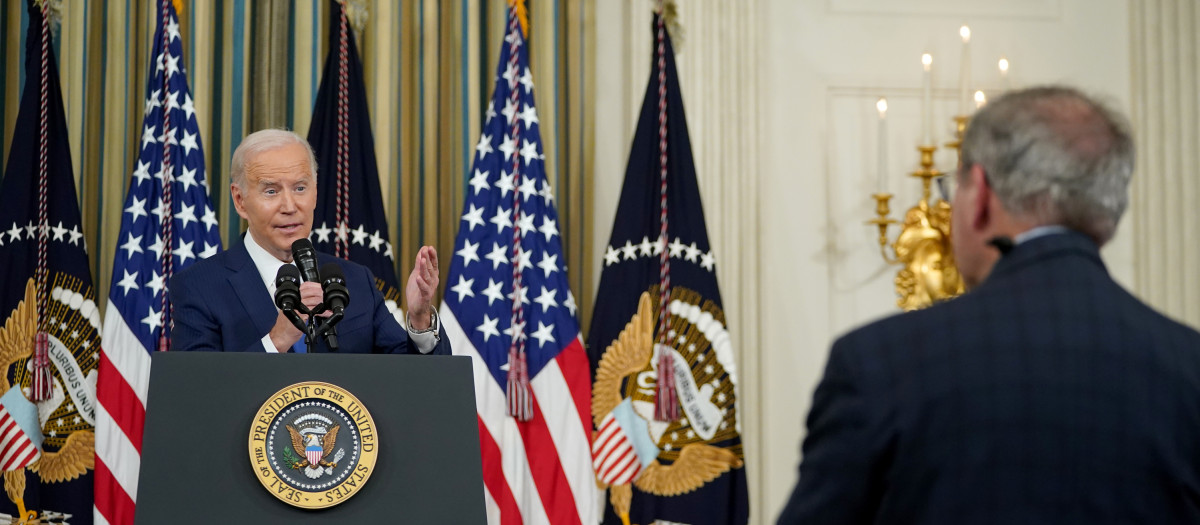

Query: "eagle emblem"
<box><xmin>592</xmin><ymin>289</ymin><xmax>745</xmax><ymax>523</ymax></box>
<box><xmin>287</xmin><ymin>424</ymin><xmax>340</xmax><ymax>476</ymax></box>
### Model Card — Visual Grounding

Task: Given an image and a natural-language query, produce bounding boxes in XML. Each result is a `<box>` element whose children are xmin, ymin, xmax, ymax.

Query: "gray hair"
<box><xmin>960</xmin><ymin>86</ymin><xmax>1134</xmax><ymax>244</ymax></box>
<box><xmin>230</xmin><ymin>129</ymin><xmax>318</xmax><ymax>188</ymax></box>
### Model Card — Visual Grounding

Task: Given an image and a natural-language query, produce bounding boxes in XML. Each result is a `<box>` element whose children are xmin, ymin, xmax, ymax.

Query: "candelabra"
<box><xmin>868</xmin><ymin>119</ymin><xmax>966</xmax><ymax>311</ymax></box>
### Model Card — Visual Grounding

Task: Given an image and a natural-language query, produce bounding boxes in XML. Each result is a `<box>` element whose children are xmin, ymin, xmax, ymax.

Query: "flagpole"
<box><xmin>32</xmin><ymin>0</ymin><xmax>53</xmax><ymax>402</ymax></box>
<box><xmin>653</xmin><ymin>6</ymin><xmax>680</xmax><ymax>423</ymax></box>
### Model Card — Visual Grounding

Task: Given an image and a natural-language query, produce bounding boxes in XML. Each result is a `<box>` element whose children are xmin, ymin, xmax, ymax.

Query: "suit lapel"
<box><xmin>225</xmin><ymin>241</ymin><xmax>279</xmax><ymax>341</ymax></box>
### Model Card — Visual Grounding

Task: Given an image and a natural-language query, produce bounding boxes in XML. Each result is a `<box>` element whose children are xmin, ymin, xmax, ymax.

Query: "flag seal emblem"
<box><xmin>248</xmin><ymin>381</ymin><xmax>378</xmax><ymax>509</ymax></box>
<box><xmin>592</xmin><ymin>288</ymin><xmax>744</xmax><ymax>505</ymax></box>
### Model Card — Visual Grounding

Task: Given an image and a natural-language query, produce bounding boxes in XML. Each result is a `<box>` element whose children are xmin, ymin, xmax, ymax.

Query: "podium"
<box><xmin>134</xmin><ymin>352</ymin><xmax>486</xmax><ymax>524</ymax></box>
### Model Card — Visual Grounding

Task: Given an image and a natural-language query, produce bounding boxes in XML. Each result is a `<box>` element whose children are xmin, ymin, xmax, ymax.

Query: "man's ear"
<box><xmin>967</xmin><ymin>164</ymin><xmax>992</xmax><ymax>230</ymax></box>
<box><xmin>230</xmin><ymin>182</ymin><xmax>248</xmax><ymax>219</ymax></box>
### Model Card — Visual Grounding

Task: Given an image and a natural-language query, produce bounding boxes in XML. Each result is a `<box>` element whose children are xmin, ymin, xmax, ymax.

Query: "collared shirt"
<box><xmin>244</xmin><ymin>232</ymin><xmax>438</xmax><ymax>353</ymax></box>
<box><xmin>1014</xmin><ymin>225</ymin><xmax>1072</xmax><ymax>245</ymax></box>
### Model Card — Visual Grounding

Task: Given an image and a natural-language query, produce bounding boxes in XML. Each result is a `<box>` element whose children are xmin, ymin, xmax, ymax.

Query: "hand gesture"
<box><xmin>405</xmin><ymin>246</ymin><xmax>439</xmax><ymax>330</ymax></box>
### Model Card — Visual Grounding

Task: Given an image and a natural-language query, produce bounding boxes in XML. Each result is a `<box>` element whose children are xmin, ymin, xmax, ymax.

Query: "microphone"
<box><xmin>274</xmin><ymin>265</ymin><xmax>307</xmax><ymax>334</ymax></box>
<box><xmin>291</xmin><ymin>238</ymin><xmax>321</xmax><ymax>283</ymax></box>
<box><xmin>316</xmin><ymin>262</ymin><xmax>349</xmax><ymax>352</ymax></box>
<box><xmin>319</xmin><ymin>262</ymin><xmax>350</xmax><ymax>315</ymax></box>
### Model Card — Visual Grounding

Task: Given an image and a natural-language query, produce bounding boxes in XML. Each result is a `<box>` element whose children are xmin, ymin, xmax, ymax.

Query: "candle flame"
<box><xmin>974</xmin><ymin>90</ymin><xmax>987</xmax><ymax>108</ymax></box>
<box><xmin>877</xmin><ymin>97</ymin><xmax>888</xmax><ymax>117</ymax></box>
<box><xmin>922</xmin><ymin>53</ymin><xmax>933</xmax><ymax>68</ymax></box>
<box><xmin>998</xmin><ymin>56</ymin><xmax>1009</xmax><ymax>74</ymax></box>
<box><xmin>960</xmin><ymin>25</ymin><xmax>971</xmax><ymax>42</ymax></box>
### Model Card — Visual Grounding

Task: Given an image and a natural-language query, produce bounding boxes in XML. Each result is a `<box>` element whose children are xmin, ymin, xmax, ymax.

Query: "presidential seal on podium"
<box><xmin>248</xmin><ymin>381</ymin><xmax>378</xmax><ymax>509</ymax></box>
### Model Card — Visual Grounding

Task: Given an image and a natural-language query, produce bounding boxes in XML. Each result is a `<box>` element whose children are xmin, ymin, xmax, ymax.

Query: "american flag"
<box><xmin>439</xmin><ymin>6</ymin><xmax>598</xmax><ymax>525</ymax></box>
<box><xmin>95</xmin><ymin>2</ymin><xmax>221</xmax><ymax>524</ymax></box>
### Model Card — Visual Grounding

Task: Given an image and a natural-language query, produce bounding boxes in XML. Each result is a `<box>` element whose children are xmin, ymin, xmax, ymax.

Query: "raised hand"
<box><xmin>405</xmin><ymin>246</ymin><xmax>440</xmax><ymax>330</ymax></box>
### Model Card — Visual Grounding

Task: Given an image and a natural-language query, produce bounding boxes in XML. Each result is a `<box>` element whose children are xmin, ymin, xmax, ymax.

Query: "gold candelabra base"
<box><xmin>868</xmin><ymin>144</ymin><xmax>965</xmax><ymax>311</ymax></box>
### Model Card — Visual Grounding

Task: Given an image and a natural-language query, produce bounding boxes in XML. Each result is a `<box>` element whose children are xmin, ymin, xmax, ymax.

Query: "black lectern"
<box><xmin>134</xmin><ymin>352</ymin><xmax>486</xmax><ymax>524</ymax></box>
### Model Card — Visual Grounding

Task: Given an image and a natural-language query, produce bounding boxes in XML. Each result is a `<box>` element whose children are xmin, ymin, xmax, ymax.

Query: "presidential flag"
<box><xmin>95</xmin><ymin>1</ymin><xmax>222</xmax><ymax>523</ymax></box>
<box><xmin>439</xmin><ymin>4</ymin><xmax>599</xmax><ymax>524</ymax></box>
<box><xmin>0</xmin><ymin>2</ymin><xmax>99</xmax><ymax>522</ymax></box>
<box><xmin>587</xmin><ymin>12</ymin><xmax>749</xmax><ymax>525</ymax></box>
<box><xmin>307</xmin><ymin>0</ymin><xmax>402</xmax><ymax>321</ymax></box>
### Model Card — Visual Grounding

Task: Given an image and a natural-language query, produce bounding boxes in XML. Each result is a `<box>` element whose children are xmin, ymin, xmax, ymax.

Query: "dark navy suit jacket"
<box><xmin>779</xmin><ymin>232</ymin><xmax>1200</xmax><ymax>524</ymax></box>
<box><xmin>169</xmin><ymin>239</ymin><xmax>449</xmax><ymax>355</ymax></box>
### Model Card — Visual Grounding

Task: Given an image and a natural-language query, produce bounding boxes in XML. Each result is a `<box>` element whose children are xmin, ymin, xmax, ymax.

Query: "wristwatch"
<box><xmin>406</xmin><ymin>307</ymin><xmax>439</xmax><ymax>335</ymax></box>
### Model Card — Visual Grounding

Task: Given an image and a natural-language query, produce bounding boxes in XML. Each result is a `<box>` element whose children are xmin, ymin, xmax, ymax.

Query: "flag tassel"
<box><xmin>30</xmin><ymin>332</ymin><xmax>52</xmax><ymax>402</ymax></box>
<box><xmin>654</xmin><ymin>350</ymin><xmax>680</xmax><ymax>421</ymax></box>
<box><xmin>506</xmin><ymin>347</ymin><xmax>533</xmax><ymax>421</ymax></box>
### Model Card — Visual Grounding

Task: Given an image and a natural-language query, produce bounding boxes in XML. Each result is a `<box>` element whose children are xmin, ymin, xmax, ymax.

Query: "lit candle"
<box><xmin>922</xmin><ymin>53</ymin><xmax>933</xmax><ymax>146</ymax></box>
<box><xmin>974</xmin><ymin>90</ymin><xmax>987</xmax><ymax>109</ymax></box>
<box><xmin>959</xmin><ymin>25</ymin><xmax>972</xmax><ymax>115</ymax></box>
<box><xmin>998</xmin><ymin>56</ymin><xmax>1010</xmax><ymax>90</ymax></box>
<box><xmin>877</xmin><ymin>97</ymin><xmax>888</xmax><ymax>191</ymax></box>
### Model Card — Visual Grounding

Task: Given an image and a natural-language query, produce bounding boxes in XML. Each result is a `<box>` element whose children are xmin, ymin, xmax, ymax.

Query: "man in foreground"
<box><xmin>171</xmin><ymin>129</ymin><xmax>448</xmax><ymax>355</ymax></box>
<box><xmin>778</xmin><ymin>86</ymin><xmax>1200</xmax><ymax>523</ymax></box>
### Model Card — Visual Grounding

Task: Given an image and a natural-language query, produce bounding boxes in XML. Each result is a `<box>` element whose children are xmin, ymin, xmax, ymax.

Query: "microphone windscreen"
<box><xmin>275</xmin><ymin>263</ymin><xmax>301</xmax><ymax>283</ymax></box>
<box><xmin>319</xmin><ymin>262</ymin><xmax>350</xmax><ymax>309</ymax></box>
<box><xmin>274</xmin><ymin>265</ymin><xmax>302</xmax><ymax>310</ymax></box>
<box><xmin>319</xmin><ymin>262</ymin><xmax>345</xmax><ymax>283</ymax></box>
<box><xmin>291</xmin><ymin>238</ymin><xmax>320</xmax><ymax>282</ymax></box>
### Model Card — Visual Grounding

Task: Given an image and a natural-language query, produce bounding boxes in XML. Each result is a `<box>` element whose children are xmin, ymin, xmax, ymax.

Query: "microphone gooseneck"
<box><xmin>316</xmin><ymin>262</ymin><xmax>349</xmax><ymax>352</ymax></box>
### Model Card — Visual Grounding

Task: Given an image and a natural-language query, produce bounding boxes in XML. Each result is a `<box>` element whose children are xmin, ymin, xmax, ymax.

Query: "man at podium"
<box><xmin>170</xmin><ymin>129</ymin><xmax>449</xmax><ymax>355</ymax></box>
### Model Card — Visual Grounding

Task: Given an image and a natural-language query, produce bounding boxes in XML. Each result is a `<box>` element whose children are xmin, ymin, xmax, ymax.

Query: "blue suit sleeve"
<box><xmin>169</xmin><ymin>268</ymin><xmax>274</xmax><ymax>353</ymax></box>
<box><xmin>169</xmin><ymin>271</ymin><xmax>223</xmax><ymax>352</ymax></box>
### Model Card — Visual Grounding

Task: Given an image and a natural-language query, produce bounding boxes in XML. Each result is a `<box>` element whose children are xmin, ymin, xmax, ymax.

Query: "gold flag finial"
<box><xmin>655</xmin><ymin>0</ymin><xmax>685</xmax><ymax>51</ymax></box>
<box><xmin>33</xmin><ymin>0</ymin><xmax>64</xmax><ymax>36</ymax></box>
<box><xmin>337</xmin><ymin>0</ymin><xmax>370</xmax><ymax>37</ymax></box>
<box><xmin>507</xmin><ymin>0</ymin><xmax>530</xmax><ymax>37</ymax></box>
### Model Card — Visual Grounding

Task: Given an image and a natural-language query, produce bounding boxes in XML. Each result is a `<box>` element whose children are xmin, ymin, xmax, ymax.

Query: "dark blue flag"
<box><xmin>587</xmin><ymin>13</ymin><xmax>749</xmax><ymax>525</ymax></box>
<box><xmin>0</xmin><ymin>2</ymin><xmax>97</xmax><ymax>522</ymax></box>
<box><xmin>306</xmin><ymin>0</ymin><xmax>403</xmax><ymax>321</ymax></box>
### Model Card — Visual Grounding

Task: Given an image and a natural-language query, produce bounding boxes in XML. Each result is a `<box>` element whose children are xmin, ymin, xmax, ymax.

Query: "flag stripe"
<box><xmin>94</xmin><ymin>455</ymin><xmax>137</xmax><ymax>525</ymax></box>
<box><xmin>518</xmin><ymin>396</ymin><xmax>583</xmax><ymax>525</ymax></box>
<box><xmin>445</xmin><ymin>307</ymin><xmax>551</xmax><ymax>525</ymax></box>
<box><xmin>96</xmin><ymin>349</ymin><xmax>146</xmax><ymax>452</ymax></box>
<box><xmin>95</xmin><ymin>402</ymin><xmax>141</xmax><ymax>503</ymax></box>
<box><xmin>2</xmin><ymin>444</ymin><xmax>37</xmax><ymax>471</ymax></box>
<box><xmin>530</xmin><ymin>347</ymin><xmax>593</xmax><ymax>525</ymax></box>
<box><xmin>101</xmin><ymin>310</ymin><xmax>154</xmax><ymax>404</ymax></box>
<box><xmin>555</xmin><ymin>338</ymin><xmax>593</xmax><ymax>440</ymax></box>
<box><xmin>598</xmin><ymin>443</ymin><xmax>634</xmax><ymax>481</ymax></box>
<box><xmin>476</xmin><ymin>415</ymin><xmax>524</xmax><ymax>525</ymax></box>
<box><xmin>608</xmin><ymin>452</ymin><xmax>641</xmax><ymax>486</ymax></box>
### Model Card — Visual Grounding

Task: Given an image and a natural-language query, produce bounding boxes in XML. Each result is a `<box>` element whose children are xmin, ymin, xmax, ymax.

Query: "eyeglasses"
<box><xmin>935</xmin><ymin>173</ymin><xmax>957</xmax><ymax>202</ymax></box>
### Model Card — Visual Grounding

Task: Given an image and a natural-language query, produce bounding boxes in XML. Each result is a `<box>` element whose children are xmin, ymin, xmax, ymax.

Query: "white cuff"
<box><xmin>406</xmin><ymin>308</ymin><xmax>441</xmax><ymax>354</ymax></box>
<box><xmin>261</xmin><ymin>333</ymin><xmax>280</xmax><ymax>353</ymax></box>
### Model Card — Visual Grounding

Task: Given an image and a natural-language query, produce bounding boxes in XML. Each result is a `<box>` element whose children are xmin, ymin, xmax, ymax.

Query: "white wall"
<box><xmin>592</xmin><ymin>1</ymin><xmax>1133</xmax><ymax>523</ymax></box>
